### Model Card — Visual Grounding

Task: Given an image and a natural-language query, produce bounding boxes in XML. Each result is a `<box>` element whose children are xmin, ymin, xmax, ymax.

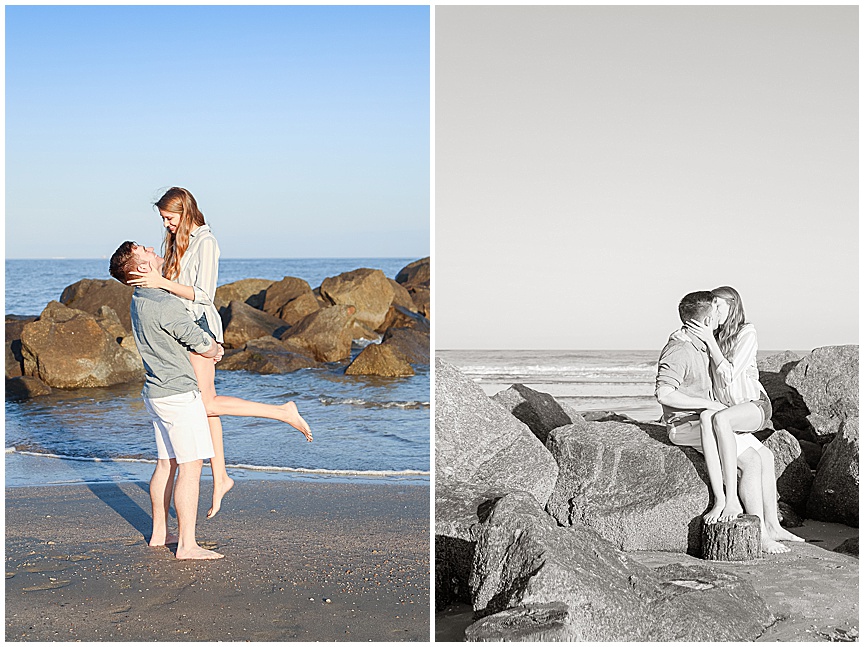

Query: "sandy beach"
<box><xmin>6</xmin><ymin>479</ymin><xmax>430</xmax><ymax>641</ymax></box>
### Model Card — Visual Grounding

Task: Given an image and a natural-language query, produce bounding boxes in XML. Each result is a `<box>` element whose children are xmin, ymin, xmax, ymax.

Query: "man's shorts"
<box><xmin>144</xmin><ymin>390</ymin><xmax>214</xmax><ymax>464</ymax></box>
<box><xmin>667</xmin><ymin>413</ymin><xmax>763</xmax><ymax>457</ymax></box>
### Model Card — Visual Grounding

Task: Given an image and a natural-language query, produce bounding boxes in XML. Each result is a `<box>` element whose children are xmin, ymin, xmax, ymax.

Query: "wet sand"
<box><xmin>6</xmin><ymin>480</ymin><xmax>430</xmax><ymax>641</ymax></box>
<box><xmin>435</xmin><ymin>520</ymin><xmax>858</xmax><ymax>642</ymax></box>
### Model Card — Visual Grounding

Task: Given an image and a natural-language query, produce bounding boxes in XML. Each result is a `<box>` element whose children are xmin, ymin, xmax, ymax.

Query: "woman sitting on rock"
<box><xmin>685</xmin><ymin>286</ymin><xmax>802</xmax><ymax>550</ymax></box>
<box><xmin>129</xmin><ymin>187</ymin><xmax>312</xmax><ymax>518</ymax></box>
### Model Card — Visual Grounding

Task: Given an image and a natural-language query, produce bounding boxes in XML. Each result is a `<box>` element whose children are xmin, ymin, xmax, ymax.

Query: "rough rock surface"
<box><xmin>376</xmin><ymin>305</ymin><xmax>429</xmax><ymax>335</ymax></box>
<box><xmin>833</xmin><ymin>536</ymin><xmax>859</xmax><ymax>558</ymax></box>
<box><xmin>435</xmin><ymin>358</ymin><xmax>559</xmax><ymax>508</ymax></box>
<box><xmin>757</xmin><ymin>428</ymin><xmax>814</xmax><ymax>513</ymax></box>
<box><xmin>787</xmin><ymin>345</ymin><xmax>859</xmax><ymax>437</ymax></box>
<box><xmin>381</xmin><ymin>328</ymin><xmax>429</xmax><ymax>365</ymax></box>
<box><xmin>280</xmin><ymin>305</ymin><xmax>356</xmax><ymax>363</ymax></box>
<box><xmin>468</xmin><ymin>492</ymin><xmax>773</xmax><ymax>641</ymax></box>
<box><xmin>797</xmin><ymin>439</ymin><xmax>823</xmax><ymax>470</ymax></box>
<box><xmin>345</xmin><ymin>343</ymin><xmax>414</xmax><ymax>377</ymax></box>
<box><xmin>218</xmin><ymin>337</ymin><xmax>318</xmax><ymax>374</ymax></box>
<box><xmin>387</xmin><ymin>279</ymin><xmax>418</xmax><ymax>312</ymax></box>
<box><xmin>213</xmin><ymin>278</ymin><xmax>274</xmax><ymax>313</ymax></box>
<box><xmin>319</xmin><ymin>269</ymin><xmax>394</xmax><ymax>330</ymax></box>
<box><xmin>491</xmin><ymin>384</ymin><xmax>573</xmax><ymax>444</ymax></box>
<box><xmin>6</xmin><ymin>375</ymin><xmax>52</xmax><ymax>399</ymax></box>
<box><xmin>5</xmin><ymin>316</ymin><xmax>35</xmax><ymax>379</ymax></box>
<box><xmin>59</xmin><ymin>279</ymin><xmax>134</xmax><ymax>332</ymax></box>
<box><xmin>395</xmin><ymin>257</ymin><xmax>430</xmax><ymax>290</ymax></box>
<box><xmin>807</xmin><ymin>416</ymin><xmax>859</xmax><ymax>527</ymax></box>
<box><xmin>20</xmin><ymin>301</ymin><xmax>143</xmax><ymax>388</ymax></box>
<box><xmin>275</xmin><ymin>291</ymin><xmax>321</xmax><ymax>327</ymax></box>
<box><xmin>262</xmin><ymin>277</ymin><xmax>320</xmax><ymax>325</ymax></box>
<box><xmin>221</xmin><ymin>300</ymin><xmax>290</xmax><ymax>349</ymax></box>
<box><xmin>409</xmin><ymin>287</ymin><xmax>430</xmax><ymax>318</ymax></box>
<box><xmin>546</xmin><ymin>419</ymin><xmax>709</xmax><ymax>553</ymax></box>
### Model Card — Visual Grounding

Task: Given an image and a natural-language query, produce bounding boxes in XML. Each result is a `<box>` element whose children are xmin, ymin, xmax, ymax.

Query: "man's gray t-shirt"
<box><xmin>130</xmin><ymin>287</ymin><xmax>213</xmax><ymax>399</ymax></box>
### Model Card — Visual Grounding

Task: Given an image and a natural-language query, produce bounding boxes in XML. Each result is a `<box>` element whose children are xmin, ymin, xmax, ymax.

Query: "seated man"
<box><xmin>655</xmin><ymin>291</ymin><xmax>792</xmax><ymax>554</ymax></box>
<box><xmin>110</xmin><ymin>241</ymin><xmax>224</xmax><ymax>560</ymax></box>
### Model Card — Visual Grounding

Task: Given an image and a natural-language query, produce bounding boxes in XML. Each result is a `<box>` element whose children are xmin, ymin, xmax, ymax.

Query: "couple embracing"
<box><xmin>656</xmin><ymin>287</ymin><xmax>803</xmax><ymax>554</ymax></box>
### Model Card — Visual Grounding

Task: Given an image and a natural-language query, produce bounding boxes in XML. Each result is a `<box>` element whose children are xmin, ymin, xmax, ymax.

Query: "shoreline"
<box><xmin>6</xmin><ymin>479</ymin><xmax>430</xmax><ymax>641</ymax></box>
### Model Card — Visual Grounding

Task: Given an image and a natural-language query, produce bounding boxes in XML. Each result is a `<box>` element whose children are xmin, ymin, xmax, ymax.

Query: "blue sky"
<box><xmin>6</xmin><ymin>6</ymin><xmax>429</xmax><ymax>259</ymax></box>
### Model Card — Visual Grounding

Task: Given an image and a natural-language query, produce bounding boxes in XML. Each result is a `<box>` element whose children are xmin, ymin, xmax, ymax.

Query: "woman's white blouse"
<box><xmin>177</xmin><ymin>224</ymin><xmax>224</xmax><ymax>343</ymax></box>
<box><xmin>711</xmin><ymin>323</ymin><xmax>767</xmax><ymax>407</ymax></box>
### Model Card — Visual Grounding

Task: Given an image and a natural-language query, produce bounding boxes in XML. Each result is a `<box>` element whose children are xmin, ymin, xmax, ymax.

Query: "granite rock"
<box><xmin>218</xmin><ymin>337</ymin><xmax>318</xmax><ymax>374</ymax></box>
<box><xmin>59</xmin><ymin>278</ymin><xmax>134</xmax><ymax>332</ymax></box>
<box><xmin>319</xmin><ymin>268</ymin><xmax>394</xmax><ymax>330</ymax></box>
<box><xmin>221</xmin><ymin>300</ymin><xmax>290</xmax><ymax>349</ymax></box>
<box><xmin>280</xmin><ymin>305</ymin><xmax>356</xmax><ymax>363</ymax></box>
<box><xmin>491</xmin><ymin>384</ymin><xmax>573</xmax><ymax>445</ymax></box>
<box><xmin>807</xmin><ymin>416</ymin><xmax>859</xmax><ymax>526</ymax></box>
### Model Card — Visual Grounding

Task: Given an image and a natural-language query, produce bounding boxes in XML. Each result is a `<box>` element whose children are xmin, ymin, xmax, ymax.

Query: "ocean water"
<box><xmin>5</xmin><ymin>258</ymin><xmax>429</xmax><ymax>487</ymax></box>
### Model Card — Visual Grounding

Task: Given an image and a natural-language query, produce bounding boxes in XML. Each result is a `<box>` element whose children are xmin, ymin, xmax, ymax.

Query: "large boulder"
<box><xmin>218</xmin><ymin>337</ymin><xmax>318</xmax><ymax>374</ymax></box>
<box><xmin>376</xmin><ymin>305</ymin><xmax>430</xmax><ymax>335</ymax></box>
<box><xmin>6</xmin><ymin>375</ymin><xmax>52</xmax><ymax>400</ymax></box>
<box><xmin>435</xmin><ymin>358</ymin><xmax>558</xmax><ymax>508</ymax></box>
<box><xmin>545</xmin><ymin>419</ymin><xmax>709</xmax><ymax>553</ymax></box>
<box><xmin>213</xmin><ymin>278</ymin><xmax>274</xmax><ymax>313</ymax></box>
<box><xmin>221</xmin><ymin>300</ymin><xmax>291</xmax><ymax>349</ymax></box>
<box><xmin>59</xmin><ymin>278</ymin><xmax>134</xmax><ymax>332</ymax></box>
<box><xmin>381</xmin><ymin>328</ymin><xmax>429</xmax><ymax>365</ymax></box>
<box><xmin>492</xmin><ymin>384</ymin><xmax>573</xmax><ymax>445</ymax></box>
<box><xmin>262</xmin><ymin>277</ymin><xmax>320</xmax><ymax>326</ymax></box>
<box><xmin>757</xmin><ymin>428</ymin><xmax>814</xmax><ymax>513</ymax></box>
<box><xmin>319</xmin><ymin>268</ymin><xmax>394</xmax><ymax>330</ymax></box>
<box><xmin>387</xmin><ymin>279</ymin><xmax>418</xmax><ymax>312</ymax></box>
<box><xmin>409</xmin><ymin>287</ymin><xmax>430</xmax><ymax>318</ymax></box>
<box><xmin>807</xmin><ymin>416</ymin><xmax>859</xmax><ymax>526</ymax></box>
<box><xmin>20</xmin><ymin>301</ymin><xmax>143</xmax><ymax>388</ymax></box>
<box><xmin>5</xmin><ymin>316</ymin><xmax>37</xmax><ymax>379</ymax></box>
<box><xmin>279</xmin><ymin>305</ymin><xmax>356</xmax><ymax>363</ymax></box>
<box><xmin>467</xmin><ymin>492</ymin><xmax>773</xmax><ymax>641</ymax></box>
<box><xmin>345</xmin><ymin>343</ymin><xmax>414</xmax><ymax>377</ymax></box>
<box><xmin>395</xmin><ymin>257</ymin><xmax>430</xmax><ymax>290</ymax></box>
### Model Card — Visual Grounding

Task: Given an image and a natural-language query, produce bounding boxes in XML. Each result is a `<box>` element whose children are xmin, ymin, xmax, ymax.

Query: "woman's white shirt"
<box><xmin>177</xmin><ymin>224</ymin><xmax>224</xmax><ymax>343</ymax></box>
<box><xmin>710</xmin><ymin>323</ymin><xmax>767</xmax><ymax>407</ymax></box>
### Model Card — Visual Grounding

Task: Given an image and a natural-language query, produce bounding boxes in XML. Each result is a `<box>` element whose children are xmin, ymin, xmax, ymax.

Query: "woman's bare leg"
<box><xmin>737</xmin><ymin>449</ymin><xmax>789</xmax><ymax>554</ymax></box>
<box><xmin>757</xmin><ymin>446</ymin><xmax>805</xmax><ymax>543</ymax></box>
<box><xmin>699</xmin><ymin>410</ymin><xmax>726</xmax><ymax>524</ymax></box>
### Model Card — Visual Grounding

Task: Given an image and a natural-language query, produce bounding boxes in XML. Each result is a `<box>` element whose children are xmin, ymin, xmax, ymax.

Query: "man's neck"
<box><xmin>681</xmin><ymin>327</ymin><xmax>707</xmax><ymax>352</ymax></box>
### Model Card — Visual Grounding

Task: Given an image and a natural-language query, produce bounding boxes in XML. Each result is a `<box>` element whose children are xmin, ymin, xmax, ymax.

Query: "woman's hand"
<box><xmin>684</xmin><ymin>319</ymin><xmax>715</xmax><ymax>345</ymax></box>
<box><xmin>128</xmin><ymin>266</ymin><xmax>166</xmax><ymax>289</ymax></box>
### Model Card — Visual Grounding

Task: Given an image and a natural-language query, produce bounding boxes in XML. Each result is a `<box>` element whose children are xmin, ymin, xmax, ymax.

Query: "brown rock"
<box><xmin>20</xmin><ymin>301</ymin><xmax>143</xmax><ymax>388</ymax></box>
<box><xmin>276</xmin><ymin>291</ymin><xmax>320</xmax><ymax>327</ymax></box>
<box><xmin>6</xmin><ymin>316</ymin><xmax>38</xmax><ymax>379</ymax></box>
<box><xmin>395</xmin><ymin>257</ymin><xmax>430</xmax><ymax>290</ymax></box>
<box><xmin>382</xmin><ymin>327</ymin><xmax>429</xmax><ymax>365</ymax></box>
<box><xmin>376</xmin><ymin>305</ymin><xmax>430</xmax><ymax>335</ymax></box>
<box><xmin>262</xmin><ymin>277</ymin><xmax>321</xmax><ymax>326</ymax></box>
<box><xmin>6</xmin><ymin>375</ymin><xmax>52</xmax><ymax>399</ymax></box>
<box><xmin>319</xmin><ymin>268</ymin><xmax>394</xmax><ymax>330</ymax></box>
<box><xmin>6</xmin><ymin>315</ymin><xmax>38</xmax><ymax>342</ymax></box>
<box><xmin>388</xmin><ymin>279</ymin><xmax>418</xmax><ymax>312</ymax></box>
<box><xmin>221</xmin><ymin>300</ymin><xmax>291</xmax><ymax>349</ymax></box>
<box><xmin>218</xmin><ymin>337</ymin><xmax>319</xmax><ymax>374</ymax></box>
<box><xmin>280</xmin><ymin>305</ymin><xmax>356</xmax><ymax>363</ymax></box>
<box><xmin>345</xmin><ymin>343</ymin><xmax>414</xmax><ymax>377</ymax></box>
<box><xmin>214</xmin><ymin>278</ymin><xmax>274</xmax><ymax>313</ymax></box>
<box><xmin>409</xmin><ymin>287</ymin><xmax>430</xmax><ymax>318</ymax></box>
<box><xmin>351</xmin><ymin>322</ymin><xmax>381</xmax><ymax>344</ymax></box>
<box><xmin>59</xmin><ymin>278</ymin><xmax>134</xmax><ymax>332</ymax></box>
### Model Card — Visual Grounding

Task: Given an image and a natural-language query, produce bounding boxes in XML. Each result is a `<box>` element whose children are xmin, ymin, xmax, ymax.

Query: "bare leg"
<box><xmin>149</xmin><ymin>458</ymin><xmax>178</xmax><ymax>546</ymax></box>
<box><xmin>699</xmin><ymin>410</ymin><xmax>726</xmax><ymax>524</ymax></box>
<box><xmin>713</xmin><ymin>403</ymin><xmax>764</xmax><ymax>521</ymax></box>
<box><xmin>174</xmin><ymin>459</ymin><xmax>223</xmax><ymax>560</ymax></box>
<box><xmin>758</xmin><ymin>446</ymin><xmax>804</xmax><ymax>543</ymax></box>
<box><xmin>737</xmin><ymin>448</ymin><xmax>789</xmax><ymax>554</ymax></box>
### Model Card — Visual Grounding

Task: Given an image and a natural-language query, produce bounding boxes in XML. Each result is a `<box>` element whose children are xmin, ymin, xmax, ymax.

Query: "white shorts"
<box><xmin>667</xmin><ymin>414</ymin><xmax>763</xmax><ymax>457</ymax></box>
<box><xmin>144</xmin><ymin>390</ymin><xmax>214</xmax><ymax>464</ymax></box>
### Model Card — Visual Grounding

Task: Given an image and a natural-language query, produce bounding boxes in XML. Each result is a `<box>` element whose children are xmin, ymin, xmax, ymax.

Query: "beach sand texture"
<box><xmin>6</xmin><ymin>480</ymin><xmax>430</xmax><ymax>641</ymax></box>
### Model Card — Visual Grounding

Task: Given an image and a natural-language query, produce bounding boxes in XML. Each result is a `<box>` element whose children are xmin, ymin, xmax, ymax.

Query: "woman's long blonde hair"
<box><xmin>711</xmin><ymin>285</ymin><xmax>747</xmax><ymax>357</ymax></box>
<box><xmin>154</xmin><ymin>187</ymin><xmax>206</xmax><ymax>280</ymax></box>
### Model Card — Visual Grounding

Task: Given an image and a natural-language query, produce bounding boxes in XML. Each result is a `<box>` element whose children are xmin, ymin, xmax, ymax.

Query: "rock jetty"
<box><xmin>6</xmin><ymin>259</ymin><xmax>429</xmax><ymax>398</ymax></box>
<box><xmin>436</xmin><ymin>345</ymin><xmax>859</xmax><ymax>641</ymax></box>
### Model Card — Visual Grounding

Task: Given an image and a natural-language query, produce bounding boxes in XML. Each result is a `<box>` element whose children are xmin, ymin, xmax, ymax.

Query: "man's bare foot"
<box><xmin>767</xmin><ymin>525</ymin><xmax>805</xmax><ymax>543</ymax></box>
<box><xmin>719</xmin><ymin>500</ymin><xmax>743</xmax><ymax>522</ymax></box>
<box><xmin>149</xmin><ymin>532</ymin><xmax>179</xmax><ymax>547</ymax></box>
<box><xmin>703</xmin><ymin>499</ymin><xmax>725</xmax><ymax>525</ymax></box>
<box><xmin>207</xmin><ymin>477</ymin><xmax>235</xmax><ymax>519</ymax></box>
<box><xmin>176</xmin><ymin>544</ymin><xmax>224</xmax><ymax>560</ymax></box>
<box><xmin>278</xmin><ymin>401</ymin><xmax>313</xmax><ymax>441</ymax></box>
<box><xmin>762</xmin><ymin>538</ymin><xmax>791</xmax><ymax>554</ymax></box>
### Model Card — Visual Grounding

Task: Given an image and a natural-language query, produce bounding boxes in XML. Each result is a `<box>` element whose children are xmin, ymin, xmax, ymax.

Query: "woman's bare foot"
<box><xmin>703</xmin><ymin>498</ymin><xmax>726</xmax><ymax>525</ymax></box>
<box><xmin>207</xmin><ymin>477</ymin><xmax>235</xmax><ymax>519</ymax></box>
<box><xmin>176</xmin><ymin>544</ymin><xmax>224</xmax><ymax>560</ymax></box>
<box><xmin>767</xmin><ymin>524</ymin><xmax>805</xmax><ymax>543</ymax></box>
<box><xmin>149</xmin><ymin>532</ymin><xmax>179</xmax><ymax>547</ymax></box>
<box><xmin>762</xmin><ymin>538</ymin><xmax>791</xmax><ymax>554</ymax></box>
<box><xmin>278</xmin><ymin>401</ymin><xmax>313</xmax><ymax>441</ymax></box>
<box><xmin>719</xmin><ymin>499</ymin><xmax>744</xmax><ymax>522</ymax></box>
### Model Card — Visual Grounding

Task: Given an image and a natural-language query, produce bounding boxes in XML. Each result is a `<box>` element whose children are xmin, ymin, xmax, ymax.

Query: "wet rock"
<box><xmin>350</xmin><ymin>321</ymin><xmax>381</xmax><ymax>344</ymax></box>
<box><xmin>213</xmin><ymin>278</ymin><xmax>274</xmax><ymax>313</ymax></box>
<box><xmin>757</xmin><ymin>428</ymin><xmax>814</xmax><ymax>513</ymax></box>
<box><xmin>787</xmin><ymin>345</ymin><xmax>859</xmax><ymax>440</ymax></box>
<box><xmin>59</xmin><ymin>278</ymin><xmax>134</xmax><ymax>332</ymax></box>
<box><xmin>545</xmin><ymin>419</ymin><xmax>709</xmax><ymax>553</ymax></box>
<box><xmin>381</xmin><ymin>328</ymin><xmax>429</xmax><ymax>365</ymax></box>
<box><xmin>491</xmin><ymin>384</ymin><xmax>573</xmax><ymax>445</ymax></box>
<box><xmin>20</xmin><ymin>301</ymin><xmax>143</xmax><ymax>388</ymax></box>
<box><xmin>221</xmin><ymin>300</ymin><xmax>290</xmax><ymax>349</ymax></box>
<box><xmin>280</xmin><ymin>305</ymin><xmax>356</xmax><ymax>363</ymax></box>
<box><xmin>262</xmin><ymin>277</ymin><xmax>320</xmax><ymax>326</ymax></box>
<box><xmin>218</xmin><ymin>337</ymin><xmax>318</xmax><ymax>374</ymax></box>
<box><xmin>833</xmin><ymin>536</ymin><xmax>858</xmax><ymax>558</ymax></box>
<box><xmin>6</xmin><ymin>375</ymin><xmax>52</xmax><ymax>400</ymax></box>
<box><xmin>435</xmin><ymin>358</ymin><xmax>558</xmax><ymax>508</ymax></box>
<box><xmin>319</xmin><ymin>268</ymin><xmax>394</xmax><ymax>330</ymax></box>
<box><xmin>807</xmin><ymin>416</ymin><xmax>859</xmax><ymax>526</ymax></box>
<box><xmin>468</xmin><ymin>491</ymin><xmax>773</xmax><ymax>641</ymax></box>
<box><xmin>345</xmin><ymin>343</ymin><xmax>414</xmax><ymax>377</ymax></box>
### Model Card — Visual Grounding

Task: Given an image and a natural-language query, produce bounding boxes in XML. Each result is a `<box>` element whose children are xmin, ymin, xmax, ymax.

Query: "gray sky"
<box><xmin>436</xmin><ymin>5</ymin><xmax>857</xmax><ymax>352</ymax></box>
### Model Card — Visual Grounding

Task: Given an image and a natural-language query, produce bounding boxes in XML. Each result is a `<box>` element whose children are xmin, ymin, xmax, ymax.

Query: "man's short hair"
<box><xmin>678</xmin><ymin>291</ymin><xmax>715</xmax><ymax>324</ymax></box>
<box><xmin>109</xmin><ymin>241</ymin><xmax>139</xmax><ymax>284</ymax></box>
